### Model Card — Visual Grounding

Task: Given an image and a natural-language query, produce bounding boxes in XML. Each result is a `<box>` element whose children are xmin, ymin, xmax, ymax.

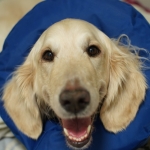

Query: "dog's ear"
<box><xmin>2</xmin><ymin>58</ymin><xmax>42</xmax><ymax>139</ymax></box>
<box><xmin>100</xmin><ymin>40</ymin><xmax>147</xmax><ymax>133</ymax></box>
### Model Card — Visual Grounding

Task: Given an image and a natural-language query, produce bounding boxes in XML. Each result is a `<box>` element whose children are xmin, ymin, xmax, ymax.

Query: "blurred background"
<box><xmin>123</xmin><ymin>0</ymin><xmax>150</xmax><ymax>23</ymax></box>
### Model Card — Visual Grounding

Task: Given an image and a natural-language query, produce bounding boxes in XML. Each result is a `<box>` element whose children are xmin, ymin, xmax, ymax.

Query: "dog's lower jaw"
<box><xmin>66</xmin><ymin>136</ymin><xmax>92</xmax><ymax>150</ymax></box>
<box><xmin>60</xmin><ymin>116</ymin><xmax>94</xmax><ymax>149</ymax></box>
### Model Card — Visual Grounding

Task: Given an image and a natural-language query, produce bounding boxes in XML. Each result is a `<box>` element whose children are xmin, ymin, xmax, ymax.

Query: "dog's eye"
<box><xmin>87</xmin><ymin>45</ymin><xmax>101</xmax><ymax>57</ymax></box>
<box><xmin>42</xmin><ymin>50</ymin><xmax>54</xmax><ymax>62</ymax></box>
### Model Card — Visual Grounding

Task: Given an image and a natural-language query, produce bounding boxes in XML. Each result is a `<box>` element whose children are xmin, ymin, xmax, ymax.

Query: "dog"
<box><xmin>2</xmin><ymin>18</ymin><xmax>147</xmax><ymax>149</ymax></box>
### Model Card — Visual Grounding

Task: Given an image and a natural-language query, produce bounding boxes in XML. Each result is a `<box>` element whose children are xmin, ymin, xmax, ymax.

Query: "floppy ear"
<box><xmin>100</xmin><ymin>40</ymin><xmax>147</xmax><ymax>133</ymax></box>
<box><xmin>2</xmin><ymin>58</ymin><xmax>42</xmax><ymax>139</ymax></box>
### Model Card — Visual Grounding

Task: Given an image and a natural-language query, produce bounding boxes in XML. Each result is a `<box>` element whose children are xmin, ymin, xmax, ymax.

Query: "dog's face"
<box><xmin>33</xmin><ymin>19</ymin><xmax>109</xmax><ymax>148</ymax></box>
<box><xmin>3</xmin><ymin>19</ymin><xmax>146</xmax><ymax>149</ymax></box>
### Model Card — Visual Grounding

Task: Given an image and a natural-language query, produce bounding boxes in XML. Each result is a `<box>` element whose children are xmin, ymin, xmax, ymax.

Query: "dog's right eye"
<box><xmin>86</xmin><ymin>45</ymin><xmax>101</xmax><ymax>57</ymax></box>
<box><xmin>42</xmin><ymin>50</ymin><xmax>54</xmax><ymax>62</ymax></box>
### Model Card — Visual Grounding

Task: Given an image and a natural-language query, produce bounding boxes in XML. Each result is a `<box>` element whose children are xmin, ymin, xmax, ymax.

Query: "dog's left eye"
<box><xmin>87</xmin><ymin>45</ymin><xmax>101</xmax><ymax>57</ymax></box>
<box><xmin>42</xmin><ymin>50</ymin><xmax>54</xmax><ymax>62</ymax></box>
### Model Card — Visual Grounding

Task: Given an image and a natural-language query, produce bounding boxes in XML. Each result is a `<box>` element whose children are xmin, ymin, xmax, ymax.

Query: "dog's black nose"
<box><xmin>59</xmin><ymin>89</ymin><xmax>90</xmax><ymax>113</ymax></box>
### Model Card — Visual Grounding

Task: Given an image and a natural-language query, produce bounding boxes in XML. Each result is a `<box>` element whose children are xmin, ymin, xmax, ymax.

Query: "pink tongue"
<box><xmin>62</xmin><ymin>117</ymin><xmax>91</xmax><ymax>138</ymax></box>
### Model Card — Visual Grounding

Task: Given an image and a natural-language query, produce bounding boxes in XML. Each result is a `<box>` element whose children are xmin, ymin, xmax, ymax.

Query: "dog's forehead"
<box><xmin>45</xmin><ymin>19</ymin><xmax>97</xmax><ymax>39</ymax></box>
<box><xmin>41</xmin><ymin>19</ymin><xmax>100</xmax><ymax>50</ymax></box>
<box><xmin>49</xmin><ymin>19</ymin><xmax>95</xmax><ymax>32</ymax></box>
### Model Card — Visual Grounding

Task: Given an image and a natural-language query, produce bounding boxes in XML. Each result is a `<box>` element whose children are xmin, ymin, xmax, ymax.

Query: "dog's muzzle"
<box><xmin>59</xmin><ymin>88</ymin><xmax>93</xmax><ymax>149</ymax></box>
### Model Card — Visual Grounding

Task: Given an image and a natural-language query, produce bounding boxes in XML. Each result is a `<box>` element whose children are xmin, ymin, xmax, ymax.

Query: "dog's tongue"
<box><xmin>62</xmin><ymin>117</ymin><xmax>91</xmax><ymax>138</ymax></box>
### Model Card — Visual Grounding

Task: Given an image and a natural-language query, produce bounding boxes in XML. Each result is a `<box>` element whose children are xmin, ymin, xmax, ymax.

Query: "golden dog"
<box><xmin>2</xmin><ymin>19</ymin><xmax>147</xmax><ymax>149</ymax></box>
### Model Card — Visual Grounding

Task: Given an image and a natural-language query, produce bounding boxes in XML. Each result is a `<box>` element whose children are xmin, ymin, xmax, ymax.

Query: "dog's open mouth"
<box><xmin>61</xmin><ymin>117</ymin><xmax>92</xmax><ymax>149</ymax></box>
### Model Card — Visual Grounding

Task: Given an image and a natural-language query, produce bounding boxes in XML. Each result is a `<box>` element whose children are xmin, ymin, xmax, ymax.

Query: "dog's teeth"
<box><xmin>64</xmin><ymin>128</ymin><xmax>69</xmax><ymax>136</ymax></box>
<box><xmin>64</xmin><ymin>125</ymin><xmax>91</xmax><ymax>142</ymax></box>
<box><xmin>69</xmin><ymin>136</ymin><xmax>73</xmax><ymax>140</ymax></box>
<box><xmin>84</xmin><ymin>133</ymin><xmax>88</xmax><ymax>138</ymax></box>
<box><xmin>87</xmin><ymin>125</ymin><xmax>91</xmax><ymax>134</ymax></box>
<box><xmin>73</xmin><ymin>137</ymin><xmax>76</xmax><ymax>141</ymax></box>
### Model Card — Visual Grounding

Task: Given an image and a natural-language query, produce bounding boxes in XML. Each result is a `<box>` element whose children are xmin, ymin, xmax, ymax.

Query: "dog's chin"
<box><xmin>59</xmin><ymin>116</ymin><xmax>94</xmax><ymax>150</ymax></box>
<box><xmin>66</xmin><ymin>136</ymin><xmax>92</xmax><ymax>150</ymax></box>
